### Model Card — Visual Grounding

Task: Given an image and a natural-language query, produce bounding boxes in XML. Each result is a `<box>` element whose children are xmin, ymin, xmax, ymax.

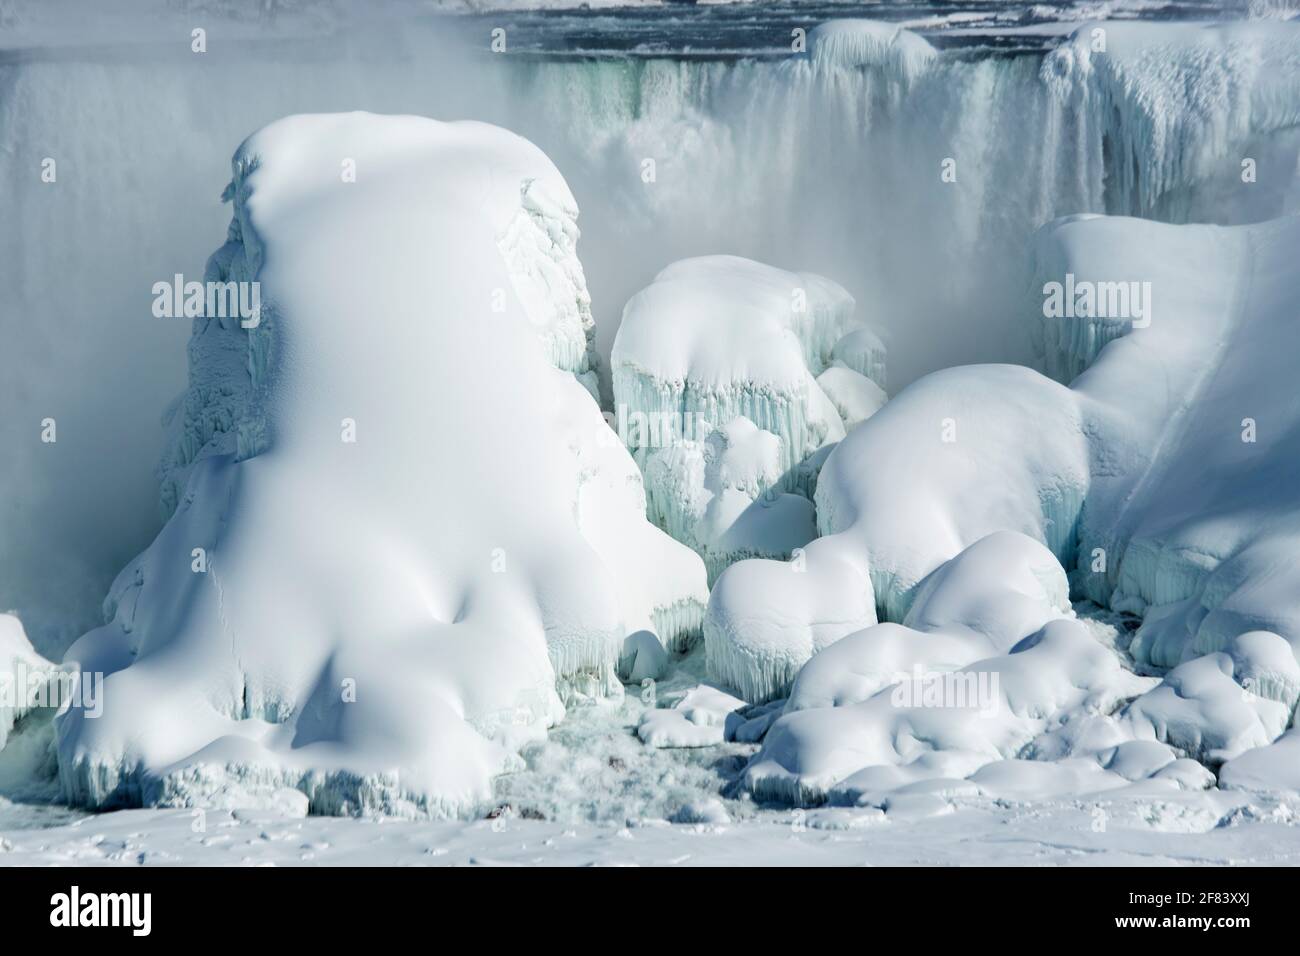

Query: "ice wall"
<box><xmin>53</xmin><ymin>113</ymin><xmax>707</xmax><ymax>816</ymax></box>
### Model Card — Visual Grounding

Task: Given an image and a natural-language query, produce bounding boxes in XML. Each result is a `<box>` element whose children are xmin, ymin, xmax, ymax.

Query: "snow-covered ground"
<box><xmin>5</xmin><ymin>643</ymin><xmax>1300</xmax><ymax>866</ymax></box>
<box><xmin>5</xmin><ymin>608</ymin><xmax>1300</xmax><ymax>865</ymax></box>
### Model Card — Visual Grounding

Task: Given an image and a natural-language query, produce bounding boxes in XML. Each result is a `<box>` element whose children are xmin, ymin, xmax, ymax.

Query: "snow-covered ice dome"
<box><xmin>53</xmin><ymin>112</ymin><xmax>708</xmax><ymax>817</ymax></box>
<box><xmin>612</xmin><ymin>255</ymin><xmax>886</xmax><ymax>582</ymax></box>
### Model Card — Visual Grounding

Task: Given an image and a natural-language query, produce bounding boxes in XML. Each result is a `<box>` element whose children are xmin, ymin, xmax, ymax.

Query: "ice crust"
<box><xmin>54</xmin><ymin>113</ymin><xmax>707</xmax><ymax>817</ymax></box>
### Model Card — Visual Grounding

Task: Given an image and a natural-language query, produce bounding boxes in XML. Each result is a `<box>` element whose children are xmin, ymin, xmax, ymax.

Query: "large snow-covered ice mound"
<box><xmin>54</xmin><ymin>112</ymin><xmax>707</xmax><ymax>817</ymax></box>
<box><xmin>1033</xmin><ymin>214</ymin><xmax>1300</xmax><ymax>666</ymax></box>
<box><xmin>722</xmin><ymin>210</ymin><xmax>1300</xmax><ymax>796</ymax></box>
<box><xmin>612</xmin><ymin>255</ymin><xmax>886</xmax><ymax>582</ymax></box>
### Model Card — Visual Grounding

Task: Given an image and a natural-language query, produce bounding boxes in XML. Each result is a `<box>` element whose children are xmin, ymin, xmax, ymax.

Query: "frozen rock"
<box><xmin>1100</xmin><ymin>740</ymin><xmax>1179</xmax><ymax>782</ymax></box>
<box><xmin>55</xmin><ymin>113</ymin><xmax>707</xmax><ymax>817</ymax></box>
<box><xmin>1224</xmin><ymin>630</ymin><xmax>1300</xmax><ymax>714</ymax></box>
<box><xmin>613</xmin><ymin>255</ymin><xmax>859</xmax><ymax>476</ymax></box>
<box><xmin>901</xmin><ymin>531</ymin><xmax>1072</xmax><ymax>649</ymax></box>
<box><xmin>814</xmin><ymin>364</ymin><xmax>1090</xmax><ymax>624</ymax></box>
<box><xmin>670</xmin><ymin>797</ymin><xmax>731</xmax><ymax>825</ymax></box>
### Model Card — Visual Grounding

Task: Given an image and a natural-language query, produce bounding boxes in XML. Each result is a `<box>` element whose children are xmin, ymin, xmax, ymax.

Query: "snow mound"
<box><xmin>745</xmin><ymin>618</ymin><xmax>1149</xmax><ymax>805</ymax></box>
<box><xmin>727</xmin><ymin>211</ymin><xmax>1300</xmax><ymax>800</ymax></box>
<box><xmin>705</xmin><ymin>540</ymin><xmax>877</xmax><ymax>704</ymax></box>
<box><xmin>784</xmin><ymin>532</ymin><xmax>1073</xmax><ymax>715</ymax></box>
<box><xmin>55</xmin><ymin>113</ymin><xmax>707</xmax><ymax>817</ymax></box>
<box><xmin>816</xmin><ymin>366</ymin><xmax>887</xmax><ymax>430</ymax></box>
<box><xmin>613</xmin><ymin>255</ymin><xmax>885</xmax><ymax>582</ymax></box>
<box><xmin>1123</xmin><ymin>653</ymin><xmax>1290</xmax><ymax>765</ymax></box>
<box><xmin>1220</xmin><ymin>729</ymin><xmax>1300</xmax><ymax>794</ymax></box>
<box><xmin>815</xmin><ymin>364</ymin><xmax>1089</xmax><ymax>623</ymax></box>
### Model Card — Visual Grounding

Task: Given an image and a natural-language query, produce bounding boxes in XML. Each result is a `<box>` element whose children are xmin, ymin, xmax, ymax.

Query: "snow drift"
<box><xmin>54</xmin><ymin>113</ymin><xmax>707</xmax><ymax>817</ymax></box>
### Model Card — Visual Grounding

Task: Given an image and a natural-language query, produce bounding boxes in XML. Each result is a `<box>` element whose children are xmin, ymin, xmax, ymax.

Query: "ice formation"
<box><xmin>54</xmin><ymin>113</ymin><xmax>707</xmax><ymax>817</ymax></box>
<box><xmin>9</xmin><ymin>18</ymin><xmax>1300</xmax><ymax>664</ymax></box>
<box><xmin>746</xmin><ymin>617</ymin><xmax>1153</xmax><ymax>805</ymax></box>
<box><xmin>1040</xmin><ymin>22</ymin><xmax>1300</xmax><ymax>219</ymax></box>
<box><xmin>804</xmin><ymin>19</ymin><xmax>939</xmax><ymax>81</ymax></box>
<box><xmin>612</xmin><ymin>256</ymin><xmax>886</xmax><ymax>581</ymax></box>
<box><xmin>0</xmin><ymin>615</ymin><xmax>52</xmax><ymax>750</ymax></box>
<box><xmin>726</xmin><ymin>210</ymin><xmax>1300</xmax><ymax>801</ymax></box>
<box><xmin>704</xmin><ymin>539</ymin><xmax>878</xmax><ymax>704</ymax></box>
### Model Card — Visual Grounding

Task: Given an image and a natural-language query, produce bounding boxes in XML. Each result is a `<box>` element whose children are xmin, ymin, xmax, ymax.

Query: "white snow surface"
<box><xmin>718</xmin><ymin>211</ymin><xmax>1300</xmax><ymax>802</ymax></box>
<box><xmin>6</xmin><ymin>637</ymin><xmax>1300</xmax><ymax>866</ymax></box>
<box><xmin>53</xmin><ymin>113</ymin><xmax>707</xmax><ymax>818</ymax></box>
